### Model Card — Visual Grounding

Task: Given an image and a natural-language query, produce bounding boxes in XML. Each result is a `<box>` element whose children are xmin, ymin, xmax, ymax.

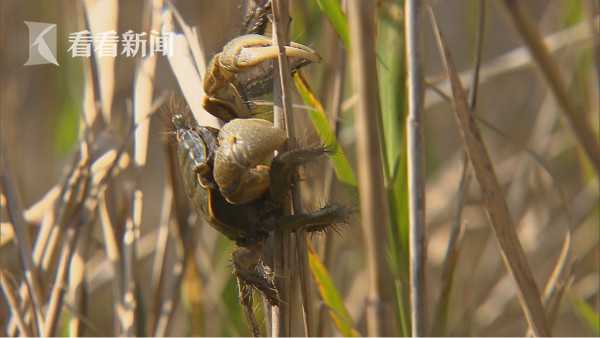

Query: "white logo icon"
<box><xmin>24</xmin><ymin>21</ymin><xmax>59</xmax><ymax>66</ymax></box>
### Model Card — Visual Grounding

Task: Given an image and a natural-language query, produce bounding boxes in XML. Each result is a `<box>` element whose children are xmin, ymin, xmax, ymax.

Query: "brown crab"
<box><xmin>172</xmin><ymin>113</ymin><xmax>345</xmax><ymax>336</ymax></box>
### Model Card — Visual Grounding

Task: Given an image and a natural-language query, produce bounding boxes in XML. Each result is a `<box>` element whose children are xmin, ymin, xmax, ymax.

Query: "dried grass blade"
<box><xmin>428</xmin><ymin>7</ymin><xmax>550</xmax><ymax>337</ymax></box>
<box><xmin>162</xmin><ymin>3</ymin><xmax>219</xmax><ymax>127</ymax></box>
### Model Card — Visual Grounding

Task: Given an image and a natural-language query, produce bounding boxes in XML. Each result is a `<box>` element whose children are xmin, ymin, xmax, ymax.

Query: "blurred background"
<box><xmin>0</xmin><ymin>0</ymin><xmax>598</xmax><ymax>336</ymax></box>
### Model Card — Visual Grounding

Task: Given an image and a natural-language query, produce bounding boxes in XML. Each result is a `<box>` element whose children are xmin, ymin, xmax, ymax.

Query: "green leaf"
<box><xmin>307</xmin><ymin>246</ymin><xmax>360</xmax><ymax>337</ymax></box>
<box><xmin>377</xmin><ymin>4</ymin><xmax>411</xmax><ymax>335</ymax></box>
<box><xmin>571</xmin><ymin>297</ymin><xmax>600</xmax><ymax>335</ymax></box>
<box><xmin>293</xmin><ymin>73</ymin><xmax>357</xmax><ymax>187</ymax></box>
<box><xmin>314</xmin><ymin>0</ymin><xmax>350</xmax><ymax>48</ymax></box>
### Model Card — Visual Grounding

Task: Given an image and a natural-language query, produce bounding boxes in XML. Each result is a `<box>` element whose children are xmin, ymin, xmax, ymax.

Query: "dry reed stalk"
<box><xmin>317</xmin><ymin>18</ymin><xmax>347</xmax><ymax>337</ymax></box>
<box><xmin>43</xmin><ymin>144</ymin><xmax>94</xmax><ymax>337</ymax></box>
<box><xmin>429</xmin><ymin>8</ymin><xmax>550</xmax><ymax>336</ymax></box>
<box><xmin>161</xmin><ymin>135</ymin><xmax>195</xmax><ymax>336</ymax></box>
<box><xmin>1</xmin><ymin>271</ymin><xmax>33</xmax><ymax>337</ymax></box>
<box><xmin>66</xmin><ymin>223</ymin><xmax>92</xmax><ymax>336</ymax></box>
<box><xmin>164</xmin><ymin>2</ymin><xmax>219</xmax><ymax>127</ymax></box>
<box><xmin>121</xmin><ymin>216</ymin><xmax>138</xmax><ymax>336</ymax></box>
<box><xmin>502</xmin><ymin>0</ymin><xmax>600</xmax><ymax>177</ymax></box>
<box><xmin>405</xmin><ymin>0</ymin><xmax>427</xmax><ymax>335</ymax></box>
<box><xmin>82</xmin><ymin>0</ymin><xmax>118</xmax><ymax>123</ymax></box>
<box><xmin>590</xmin><ymin>0</ymin><xmax>600</xmax><ymax>109</ymax></box>
<box><xmin>347</xmin><ymin>1</ymin><xmax>396</xmax><ymax>336</ymax></box>
<box><xmin>122</xmin><ymin>0</ymin><xmax>165</xmax><ymax>334</ymax></box>
<box><xmin>23</xmin><ymin>186</ymin><xmax>60</xmax><ymax>224</ymax></box>
<box><xmin>43</xmin><ymin>220</ymin><xmax>83</xmax><ymax>336</ymax></box>
<box><xmin>274</xmin><ymin>2</ymin><xmax>314</xmax><ymax>332</ymax></box>
<box><xmin>5</xmin><ymin>151</ymin><xmax>86</xmax><ymax>336</ymax></box>
<box><xmin>150</xmin><ymin>181</ymin><xmax>174</xmax><ymax>333</ymax></box>
<box><xmin>153</xmin><ymin>217</ymin><xmax>186</xmax><ymax>337</ymax></box>
<box><xmin>0</xmin><ymin>168</ymin><xmax>46</xmax><ymax>335</ymax></box>
<box><xmin>98</xmin><ymin>189</ymin><xmax>124</xmax><ymax>333</ymax></box>
<box><xmin>270</xmin><ymin>0</ymin><xmax>301</xmax><ymax>335</ymax></box>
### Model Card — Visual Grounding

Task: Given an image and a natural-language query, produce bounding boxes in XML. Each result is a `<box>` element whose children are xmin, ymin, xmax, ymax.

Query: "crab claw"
<box><xmin>202</xmin><ymin>34</ymin><xmax>320</xmax><ymax>122</ymax></box>
<box><xmin>220</xmin><ymin>34</ymin><xmax>321</xmax><ymax>72</ymax></box>
<box><xmin>214</xmin><ymin>118</ymin><xmax>287</xmax><ymax>204</ymax></box>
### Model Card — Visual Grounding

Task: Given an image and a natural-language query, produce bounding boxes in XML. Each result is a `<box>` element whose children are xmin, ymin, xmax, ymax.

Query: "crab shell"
<box><xmin>214</xmin><ymin>118</ymin><xmax>287</xmax><ymax>204</ymax></box>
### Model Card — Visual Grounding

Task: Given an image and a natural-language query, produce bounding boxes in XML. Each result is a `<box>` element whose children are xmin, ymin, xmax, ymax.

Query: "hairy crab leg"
<box><xmin>269</xmin><ymin>146</ymin><xmax>328</xmax><ymax>202</ymax></box>
<box><xmin>266</xmin><ymin>205</ymin><xmax>347</xmax><ymax>234</ymax></box>
<box><xmin>237</xmin><ymin>278</ymin><xmax>262</xmax><ymax>337</ymax></box>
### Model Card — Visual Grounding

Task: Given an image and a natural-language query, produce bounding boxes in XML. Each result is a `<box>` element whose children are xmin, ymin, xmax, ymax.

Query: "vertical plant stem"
<box><xmin>405</xmin><ymin>0</ymin><xmax>427</xmax><ymax>335</ymax></box>
<box><xmin>67</xmin><ymin>224</ymin><xmax>92</xmax><ymax>336</ymax></box>
<box><xmin>589</xmin><ymin>0</ymin><xmax>600</xmax><ymax>111</ymax></box>
<box><xmin>1</xmin><ymin>271</ymin><xmax>33</xmax><ymax>337</ymax></box>
<box><xmin>0</xmin><ymin>170</ymin><xmax>46</xmax><ymax>335</ymax></box>
<box><xmin>318</xmin><ymin>24</ymin><xmax>347</xmax><ymax>337</ymax></box>
<box><xmin>98</xmin><ymin>189</ymin><xmax>124</xmax><ymax>334</ymax></box>
<box><xmin>347</xmin><ymin>1</ymin><xmax>396</xmax><ymax>336</ymax></box>
<box><xmin>43</xmin><ymin>221</ymin><xmax>82</xmax><ymax>337</ymax></box>
<box><xmin>502</xmin><ymin>0</ymin><xmax>600</xmax><ymax>176</ymax></box>
<box><xmin>271</xmin><ymin>0</ymin><xmax>295</xmax><ymax>335</ymax></box>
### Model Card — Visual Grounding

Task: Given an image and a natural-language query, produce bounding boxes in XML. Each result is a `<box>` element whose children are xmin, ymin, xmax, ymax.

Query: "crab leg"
<box><xmin>266</xmin><ymin>205</ymin><xmax>347</xmax><ymax>234</ymax></box>
<box><xmin>269</xmin><ymin>146</ymin><xmax>328</xmax><ymax>202</ymax></box>
<box><xmin>236</xmin><ymin>278</ymin><xmax>261</xmax><ymax>337</ymax></box>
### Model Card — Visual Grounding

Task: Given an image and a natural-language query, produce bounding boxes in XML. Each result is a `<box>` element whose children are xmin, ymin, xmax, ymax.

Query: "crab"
<box><xmin>172</xmin><ymin>113</ymin><xmax>345</xmax><ymax>336</ymax></box>
<box><xmin>202</xmin><ymin>34</ymin><xmax>320</xmax><ymax>121</ymax></box>
<box><xmin>201</xmin><ymin>0</ymin><xmax>319</xmax><ymax>122</ymax></box>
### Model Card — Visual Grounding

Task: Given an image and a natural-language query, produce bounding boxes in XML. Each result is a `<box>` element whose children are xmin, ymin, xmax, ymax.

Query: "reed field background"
<box><xmin>0</xmin><ymin>0</ymin><xmax>598</xmax><ymax>336</ymax></box>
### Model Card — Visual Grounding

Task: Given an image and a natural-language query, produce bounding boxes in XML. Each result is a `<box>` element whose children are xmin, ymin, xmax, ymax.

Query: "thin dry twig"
<box><xmin>1</xmin><ymin>271</ymin><xmax>33</xmax><ymax>337</ymax></box>
<box><xmin>347</xmin><ymin>1</ymin><xmax>396</xmax><ymax>336</ymax></box>
<box><xmin>43</xmin><ymin>220</ymin><xmax>84</xmax><ymax>337</ymax></box>
<box><xmin>502</xmin><ymin>0</ymin><xmax>600</xmax><ymax>177</ymax></box>
<box><xmin>431</xmin><ymin>154</ymin><xmax>469</xmax><ymax>336</ymax></box>
<box><xmin>429</xmin><ymin>7</ymin><xmax>550</xmax><ymax>337</ymax></box>
<box><xmin>0</xmin><ymin>167</ymin><xmax>46</xmax><ymax>335</ymax></box>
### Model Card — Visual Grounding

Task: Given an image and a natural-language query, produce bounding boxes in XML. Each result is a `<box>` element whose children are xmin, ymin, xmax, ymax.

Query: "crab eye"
<box><xmin>172</xmin><ymin>113</ymin><xmax>186</xmax><ymax>129</ymax></box>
